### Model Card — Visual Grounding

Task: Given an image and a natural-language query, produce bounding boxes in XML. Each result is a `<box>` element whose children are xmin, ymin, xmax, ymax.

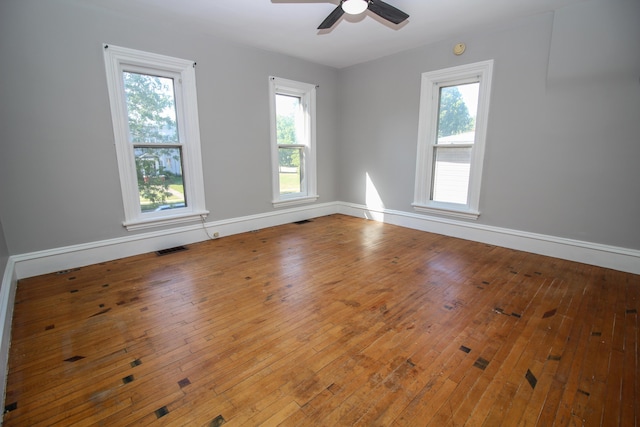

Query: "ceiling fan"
<box><xmin>318</xmin><ymin>0</ymin><xmax>409</xmax><ymax>30</ymax></box>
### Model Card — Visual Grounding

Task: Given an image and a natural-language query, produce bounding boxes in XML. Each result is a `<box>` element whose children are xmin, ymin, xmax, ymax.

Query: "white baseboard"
<box><xmin>0</xmin><ymin>257</ymin><xmax>17</xmax><ymax>425</ymax></box>
<box><xmin>337</xmin><ymin>202</ymin><xmax>640</xmax><ymax>275</ymax></box>
<box><xmin>11</xmin><ymin>202</ymin><xmax>337</xmax><ymax>280</ymax></box>
<box><xmin>8</xmin><ymin>200</ymin><xmax>640</xmax><ymax>281</ymax></box>
<box><xmin>1</xmin><ymin>201</ymin><xmax>639</xmax><ymax>417</ymax></box>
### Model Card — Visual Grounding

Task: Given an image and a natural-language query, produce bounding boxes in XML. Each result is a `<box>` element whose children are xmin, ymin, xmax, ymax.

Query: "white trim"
<box><xmin>412</xmin><ymin>203</ymin><xmax>480</xmax><ymax>220</ymax></box>
<box><xmin>414</xmin><ymin>60</ymin><xmax>493</xmax><ymax>218</ymax></box>
<box><xmin>268</xmin><ymin>76</ymin><xmax>318</xmax><ymax>207</ymax></box>
<box><xmin>11</xmin><ymin>203</ymin><xmax>336</xmax><ymax>280</ymax></box>
<box><xmin>123</xmin><ymin>210</ymin><xmax>209</xmax><ymax>231</ymax></box>
<box><xmin>272</xmin><ymin>195</ymin><xmax>320</xmax><ymax>208</ymax></box>
<box><xmin>0</xmin><ymin>257</ymin><xmax>17</xmax><ymax>425</ymax></box>
<box><xmin>103</xmin><ymin>44</ymin><xmax>207</xmax><ymax>230</ymax></box>
<box><xmin>337</xmin><ymin>202</ymin><xmax>640</xmax><ymax>276</ymax></box>
<box><xmin>8</xmin><ymin>202</ymin><xmax>640</xmax><ymax>280</ymax></box>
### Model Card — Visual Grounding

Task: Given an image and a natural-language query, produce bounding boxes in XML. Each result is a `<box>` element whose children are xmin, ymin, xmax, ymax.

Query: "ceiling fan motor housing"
<box><xmin>318</xmin><ymin>0</ymin><xmax>409</xmax><ymax>30</ymax></box>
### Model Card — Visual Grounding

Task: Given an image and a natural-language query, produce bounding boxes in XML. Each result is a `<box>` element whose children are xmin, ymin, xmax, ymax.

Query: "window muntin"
<box><xmin>413</xmin><ymin>61</ymin><xmax>493</xmax><ymax>220</ymax></box>
<box><xmin>269</xmin><ymin>77</ymin><xmax>318</xmax><ymax>207</ymax></box>
<box><xmin>431</xmin><ymin>82</ymin><xmax>479</xmax><ymax>204</ymax></box>
<box><xmin>104</xmin><ymin>44</ymin><xmax>207</xmax><ymax>230</ymax></box>
<box><xmin>276</xmin><ymin>94</ymin><xmax>305</xmax><ymax>195</ymax></box>
<box><xmin>123</xmin><ymin>72</ymin><xmax>187</xmax><ymax>213</ymax></box>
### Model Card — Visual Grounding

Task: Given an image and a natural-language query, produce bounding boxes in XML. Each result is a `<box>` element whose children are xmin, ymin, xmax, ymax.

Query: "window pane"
<box><xmin>432</xmin><ymin>147</ymin><xmax>471</xmax><ymax>204</ymax></box>
<box><xmin>276</xmin><ymin>94</ymin><xmax>303</xmax><ymax>145</ymax></box>
<box><xmin>124</xmin><ymin>72</ymin><xmax>178</xmax><ymax>143</ymax></box>
<box><xmin>437</xmin><ymin>83</ymin><xmax>479</xmax><ymax>143</ymax></box>
<box><xmin>279</xmin><ymin>147</ymin><xmax>303</xmax><ymax>194</ymax></box>
<box><xmin>134</xmin><ymin>147</ymin><xmax>186</xmax><ymax>212</ymax></box>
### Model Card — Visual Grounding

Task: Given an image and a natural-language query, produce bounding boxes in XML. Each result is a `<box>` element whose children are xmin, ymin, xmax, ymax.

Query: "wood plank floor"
<box><xmin>3</xmin><ymin>214</ymin><xmax>639</xmax><ymax>426</ymax></box>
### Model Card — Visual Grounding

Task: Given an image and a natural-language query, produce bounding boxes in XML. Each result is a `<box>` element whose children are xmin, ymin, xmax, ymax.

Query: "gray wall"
<box><xmin>0</xmin><ymin>219</ymin><xmax>8</xmax><ymax>279</ymax></box>
<box><xmin>0</xmin><ymin>0</ymin><xmax>638</xmax><ymax>258</ymax></box>
<box><xmin>0</xmin><ymin>0</ymin><xmax>339</xmax><ymax>255</ymax></box>
<box><xmin>337</xmin><ymin>0</ymin><xmax>640</xmax><ymax>250</ymax></box>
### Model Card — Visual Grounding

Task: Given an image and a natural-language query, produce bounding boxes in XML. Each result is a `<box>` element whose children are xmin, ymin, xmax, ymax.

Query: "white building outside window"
<box><xmin>413</xmin><ymin>60</ymin><xmax>494</xmax><ymax>220</ymax></box>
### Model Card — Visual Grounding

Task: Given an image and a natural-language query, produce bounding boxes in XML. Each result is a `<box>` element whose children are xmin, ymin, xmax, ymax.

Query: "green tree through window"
<box><xmin>123</xmin><ymin>72</ymin><xmax>184</xmax><ymax>211</ymax></box>
<box><xmin>438</xmin><ymin>86</ymin><xmax>475</xmax><ymax>138</ymax></box>
<box><xmin>276</xmin><ymin>114</ymin><xmax>300</xmax><ymax>168</ymax></box>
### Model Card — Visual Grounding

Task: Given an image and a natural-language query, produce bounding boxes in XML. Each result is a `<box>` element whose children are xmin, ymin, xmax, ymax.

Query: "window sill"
<box><xmin>412</xmin><ymin>203</ymin><xmax>480</xmax><ymax>220</ymax></box>
<box><xmin>272</xmin><ymin>195</ymin><xmax>319</xmax><ymax>208</ymax></box>
<box><xmin>123</xmin><ymin>210</ymin><xmax>209</xmax><ymax>231</ymax></box>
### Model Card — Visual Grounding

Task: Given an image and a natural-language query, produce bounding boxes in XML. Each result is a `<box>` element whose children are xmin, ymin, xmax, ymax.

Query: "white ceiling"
<box><xmin>83</xmin><ymin>0</ymin><xmax>586</xmax><ymax>69</ymax></box>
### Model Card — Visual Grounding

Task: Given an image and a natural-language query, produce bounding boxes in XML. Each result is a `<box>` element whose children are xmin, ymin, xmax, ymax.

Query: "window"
<box><xmin>103</xmin><ymin>44</ymin><xmax>207</xmax><ymax>230</ymax></box>
<box><xmin>413</xmin><ymin>60</ymin><xmax>493</xmax><ymax>220</ymax></box>
<box><xmin>269</xmin><ymin>77</ymin><xmax>318</xmax><ymax>207</ymax></box>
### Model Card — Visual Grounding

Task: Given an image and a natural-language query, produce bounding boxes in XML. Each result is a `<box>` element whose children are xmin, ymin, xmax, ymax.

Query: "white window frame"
<box><xmin>268</xmin><ymin>76</ymin><xmax>318</xmax><ymax>208</ymax></box>
<box><xmin>413</xmin><ymin>60</ymin><xmax>494</xmax><ymax>220</ymax></box>
<box><xmin>103</xmin><ymin>44</ymin><xmax>208</xmax><ymax>230</ymax></box>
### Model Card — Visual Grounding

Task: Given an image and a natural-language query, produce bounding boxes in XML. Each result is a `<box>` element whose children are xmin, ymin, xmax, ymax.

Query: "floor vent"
<box><xmin>294</xmin><ymin>219</ymin><xmax>312</xmax><ymax>225</ymax></box>
<box><xmin>156</xmin><ymin>246</ymin><xmax>188</xmax><ymax>256</ymax></box>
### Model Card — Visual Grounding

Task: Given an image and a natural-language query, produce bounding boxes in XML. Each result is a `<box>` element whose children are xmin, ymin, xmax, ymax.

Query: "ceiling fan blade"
<box><xmin>367</xmin><ymin>0</ymin><xmax>409</xmax><ymax>25</ymax></box>
<box><xmin>318</xmin><ymin>4</ymin><xmax>345</xmax><ymax>29</ymax></box>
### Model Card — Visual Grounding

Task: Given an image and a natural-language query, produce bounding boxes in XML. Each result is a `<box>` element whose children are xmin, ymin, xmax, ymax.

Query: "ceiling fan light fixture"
<box><xmin>342</xmin><ymin>0</ymin><xmax>368</xmax><ymax>15</ymax></box>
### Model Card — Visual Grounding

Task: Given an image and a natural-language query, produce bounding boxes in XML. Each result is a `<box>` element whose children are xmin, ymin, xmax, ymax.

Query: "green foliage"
<box><xmin>123</xmin><ymin>72</ymin><xmax>177</xmax><ymax>143</ymax></box>
<box><xmin>276</xmin><ymin>114</ymin><xmax>300</xmax><ymax>168</ymax></box>
<box><xmin>438</xmin><ymin>86</ymin><xmax>474</xmax><ymax>138</ymax></box>
<box><xmin>124</xmin><ymin>72</ymin><xmax>184</xmax><ymax>209</ymax></box>
<box><xmin>136</xmin><ymin>157</ymin><xmax>172</xmax><ymax>209</ymax></box>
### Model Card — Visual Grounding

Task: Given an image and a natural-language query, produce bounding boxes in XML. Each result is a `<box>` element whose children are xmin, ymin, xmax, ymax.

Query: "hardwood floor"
<box><xmin>3</xmin><ymin>214</ymin><xmax>639</xmax><ymax>426</ymax></box>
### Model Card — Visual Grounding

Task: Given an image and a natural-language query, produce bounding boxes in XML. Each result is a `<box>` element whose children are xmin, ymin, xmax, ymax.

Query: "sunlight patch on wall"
<box><xmin>365</xmin><ymin>173</ymin><xmax>385</xmax><ymax>221</ymax></box>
